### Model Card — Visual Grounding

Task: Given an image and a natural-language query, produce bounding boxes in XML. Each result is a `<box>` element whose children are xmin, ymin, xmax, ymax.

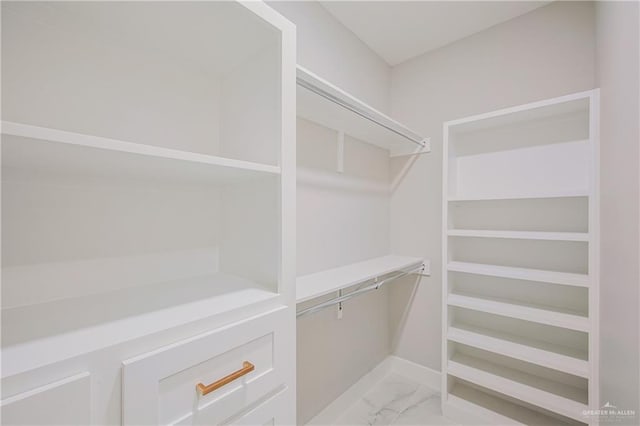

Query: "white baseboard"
<box><xmin>306</xmin><ymin>355</ymin><xmax>441</xmax><ymax>425</ymax></box>
<box><xmin>385</xmin><ymin>355</ymin><xmax>441</xmax><ymax>390</ymax></box>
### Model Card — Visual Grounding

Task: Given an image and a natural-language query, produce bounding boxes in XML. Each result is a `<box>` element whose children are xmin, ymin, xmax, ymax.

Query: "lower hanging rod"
<box><xmin>296</xmin><ymin>263</ymin><xmax>425</xmax><ymax>318</ymax></box>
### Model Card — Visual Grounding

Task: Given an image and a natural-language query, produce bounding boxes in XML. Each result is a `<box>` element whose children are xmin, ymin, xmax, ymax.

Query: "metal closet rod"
<box><xmin>297</xmin><ymin>78</ymin><xmax>426</xmax><ymax>148</ymax></box>
<box><xmin>296</xmin><ymin>263</ymin><xmax>425</xmax><ymax>318</ymax></box>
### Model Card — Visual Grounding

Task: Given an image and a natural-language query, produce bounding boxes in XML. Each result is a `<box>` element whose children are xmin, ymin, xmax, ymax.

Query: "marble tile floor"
<box><xmin>334</xmin><ymin>373</ymin><xmax>457</xmax><ymax>426</ymax></box>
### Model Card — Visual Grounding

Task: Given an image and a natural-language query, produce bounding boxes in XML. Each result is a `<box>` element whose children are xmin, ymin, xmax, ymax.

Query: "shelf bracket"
<box><xmin>296</xmin><ymin>263</ymin><xmax>425</xmax><ymax>318</ymax></box>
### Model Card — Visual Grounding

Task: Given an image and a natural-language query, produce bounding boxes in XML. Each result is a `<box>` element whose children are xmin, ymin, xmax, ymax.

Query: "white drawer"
<box><xmin>122</xmin><ymin>306</ymin><xmax>292</xmax><ymax>425</ymax></box>
<box><xmin>0</xmin><ymin>372</ymin><xmax>91</xmax><ymax>426</ymax></box>
<box><xmin>223</xmin><ymin>387</ymin><xmax>291</xmax><ymax>426</ymax></box>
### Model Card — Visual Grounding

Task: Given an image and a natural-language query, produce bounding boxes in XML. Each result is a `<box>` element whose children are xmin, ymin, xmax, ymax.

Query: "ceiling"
<box><xmin>320</xmin><ymin>1</ymin><xmax>551</xmax><ymax>66</ymax></box>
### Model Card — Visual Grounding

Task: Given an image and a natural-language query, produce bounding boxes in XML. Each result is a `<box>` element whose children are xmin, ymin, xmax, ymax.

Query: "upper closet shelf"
<box><xmin>296</xmin><ymin>66</ymin><xmax>430</xmax><ymax>157</ymax></box>
<box><xmin>448</xmin><ymin>190</ymin><xmax>589</xmax><ymax>202</ymax></box>
<box><xmin>296</xmin><ymin>255</ymin><xmax>425</xmax><ymax>303</ymax></box>
<box><xmin>447</xmin><ymin>229</ymin><xmax>589</xmax><ymax>242</ymax></box>
<box><xmin>1</xmin><ymin>122</ymin><xmax>280</xmax><ymax>185</ymax></box>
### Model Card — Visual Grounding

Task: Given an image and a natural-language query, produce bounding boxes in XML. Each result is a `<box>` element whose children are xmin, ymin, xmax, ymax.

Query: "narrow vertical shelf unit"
<box><xmin>295</xmin><ymin>65</ymin><xmax>430</xmax><ymax>314</ymax></box>
<box><xmin>294</xmin><ymin>64</ymin><xmax>429</xmax><ymax>423</ymax></box>
<box><xmin>1</xmin><ymin>0</ymin><xmax>295</xmax><ymax>380</ymax></box>
<box><xmin>442</xmin><ymin>90</ymin><xmax>599</xmax><ymax>425</ymax></box>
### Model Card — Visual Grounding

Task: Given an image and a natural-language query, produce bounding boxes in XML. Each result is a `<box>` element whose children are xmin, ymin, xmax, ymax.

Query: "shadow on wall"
<box><xmin>387</xmin><ymin>150</ymin><xmax>429</xmax><ymax>354</ymax></box>
<box><xmin>390</xmin><ymin>151</ymin><xmax>422</xmax><ymax>194</ymax></box>
<box><xmin>388</xmin><ymin>274</ymin><xmax>422</xmax><ymax>352</ymax></box>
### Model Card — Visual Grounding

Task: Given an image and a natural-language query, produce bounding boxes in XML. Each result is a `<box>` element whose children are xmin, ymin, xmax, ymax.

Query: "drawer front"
<box><xmin>174</xmin><ymin>386</ymin><xmax>292</xmax><ymax>426</ymax></box>
<box><xmin>225</xmin><ymin>386</ymin><xmax>291</xmax><ymax>426</ymax></box>
<box><xmin>1</xmin><ymin>372</ymin><xmax>91</xmax><ymax>426</ymax></box>
<box><xmin>122</xmin><ymin>306</ymin><xmax>292</xmax><ymax>425</ymax></box>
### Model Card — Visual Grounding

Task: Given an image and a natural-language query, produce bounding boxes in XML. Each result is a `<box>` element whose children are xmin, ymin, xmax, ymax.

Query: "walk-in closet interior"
<box><xmin>1</xmin><ymin>1</ymin><xmax>639</xmax><ymax>426</ymax></box>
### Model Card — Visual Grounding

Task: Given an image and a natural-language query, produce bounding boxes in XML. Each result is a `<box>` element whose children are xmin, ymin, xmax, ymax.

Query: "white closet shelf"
<box><xmin>444</xmin><ymin>383</ymin><xmax>528</xmax><ymax>426</ymax></box>
<box><xmin>446</xmin><ymin>92</ymin><xmax>589</xmax><ymax>133</ymax></box>
<box><xmin>1</xmin><ymin>121</ymin><xmax>280</xmax><ymax>185</ymax></box>
<box><xmin>443</xmin><ymin>90</ymin><xmax>597</xmax><ymax>424</ymax></box>
<box><xmin>296</xmin><ymin>66</ymin><xmax>430</xmax><ymax>157</ymax></box>
<box><xmin>1</xmin><ymin>273</ymin><xmax>278</xmax><ymax>378</ymax></box>
<box><xmin>447</xmin><ymin>229</ymin><xmax>589</xmax><ymax>242</ymax></box>
<box><xmin>447</xmin><ymin>261</ymin><xmax>590</xmax><ymax>287</ymax></box>
<box><xmin>448</xmin><ymin>353</ymin><xmax>588</xmax><ymax>422</ymax></box>
<box><xmin>448</xmin><ymin>190</ymin><xmax>589</xmax><ymax>202</ymax></box>
<box><xmin>447</xmin><ymin>326</ymin><xmax>589</xmax><ymax>378</ymax></box>
<box><xmin>448</xmin><ymin>293</ymin><xmax>589</xmax><ymax>332</ymax></box>
<box><xmin>296</xmin><ymin>255</ymin><xmax>424</xmax><ymax>303</ymax></box>
<box><xmin>447</xmin><ymin>382</ymin><xmax>571</xmax><ymax>426</ymax></box>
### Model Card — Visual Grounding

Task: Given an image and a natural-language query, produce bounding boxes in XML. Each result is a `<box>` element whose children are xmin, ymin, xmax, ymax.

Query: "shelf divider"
<box><xmin>447</xmin><ymin>326</ymin><xmax>590</xmax><ymax>378</ymax></box>
<box><xmin>447</xmin><ymin>261</ymin><xmax>590</xmax><ymax>287</ymax></box>
<box><xmin>448</xmin><ymin>354</ymin><xmax>588</xmax><ymax>422</ymax></box>
<box><xmin>2</xmin><ymin>121</ymin><xmax>281</xmax><ymax>180</ymax></box>
<box><xmin>447</xmin><ymin>229</ymin><xmax>589</xmax><ymax>242</ymax></box>
<box><xmin>448</xmin><ymin>293</ymin><xmax>590</xmax><ymax>332</ymax></box>
<box><xmin>448</xmin><ymin>190</ymin><xmax>589</xmax><ymax>202</ymax></box>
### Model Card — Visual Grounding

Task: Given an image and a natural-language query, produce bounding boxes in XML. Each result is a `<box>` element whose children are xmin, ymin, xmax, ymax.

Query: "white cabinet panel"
<box><xmin>0</xmin><ymin>372</ymin><xmax>90</xmax><ymax>426</ymax></box>
<box><xmin>225</xmin><ymin>387</ymin><xmax>290</xmax><ymax>426</ymax></box>
<box><xmin>123</xmin><ymin>307</ymin><xmax>291</xmax><ymax>425</ymax></box>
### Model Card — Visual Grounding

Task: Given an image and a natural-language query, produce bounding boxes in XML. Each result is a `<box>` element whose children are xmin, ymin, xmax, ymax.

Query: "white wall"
<box><xmin>295</xmin><ymin>119</ymin><xmax>392</xmax><ymax>424</ymax></box>
<box><xmin>271</xmin><ymin>0</ymin><xmax>636</xmax><ymax>421</ymax></box>
<box><xmin>267</xmin><ymin>1</ymin><xmax>391</xmax><ymax>113</ymax></box>
<box><xmin>389</xmin><ymin>1</ymin><xmax>597</xmax><ymax>370</ymax></box>
<box><xmin>596</xmin><ymin>1</ymin><xmax>640</xmax><ymax>419</ymax></box>
<box><xmin>265</xmin><ymin>3</ymin><xmax>394</xmax><ymax>422</ymax></box>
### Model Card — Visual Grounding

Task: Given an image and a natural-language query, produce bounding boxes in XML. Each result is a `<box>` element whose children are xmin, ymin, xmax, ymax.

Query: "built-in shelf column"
<box><xmin>442</xmin><ymin>90</ymin><xmax>599</xmax><ymax>425</ymax></box>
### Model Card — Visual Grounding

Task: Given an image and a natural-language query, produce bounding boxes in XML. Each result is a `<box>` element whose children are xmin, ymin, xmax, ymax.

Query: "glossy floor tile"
<box><xmin>335</xmin><ymin>374</ymin><xmax>457</xmax><ymax>425</ymax></box>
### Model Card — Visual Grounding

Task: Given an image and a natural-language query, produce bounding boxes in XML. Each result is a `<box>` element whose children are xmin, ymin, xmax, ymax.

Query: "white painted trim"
<box><xmin>441</xmin><ymin>120</ymin><xmax>451</xmax><ymax>412</ymax></box>
<box><xmin>587</xmin><ymin>89</ymin><xmax>600</xmax><ymax>416</ymax></box>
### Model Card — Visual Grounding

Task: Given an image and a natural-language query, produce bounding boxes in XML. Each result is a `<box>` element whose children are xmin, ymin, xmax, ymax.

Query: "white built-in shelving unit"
<box><xmin>1</xmin><ymin>1</ymin><xmax>296</xmax><ymax>409</ymax></box>
<box><xmin>442</xmin><ymin>90</ymin><xmax>599</xmax><ymax>425</ymax></box>
<box><xmin>294</xmin><ymin>66</ymin><xmax>429</xmax><ymax>316</ymax></box>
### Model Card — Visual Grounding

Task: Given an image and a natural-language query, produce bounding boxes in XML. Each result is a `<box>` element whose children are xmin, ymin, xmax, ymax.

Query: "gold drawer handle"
<box><xmin>196</xmin><ymin>361</ymin><xmax>255</xmax><ymax>396</ymax></box>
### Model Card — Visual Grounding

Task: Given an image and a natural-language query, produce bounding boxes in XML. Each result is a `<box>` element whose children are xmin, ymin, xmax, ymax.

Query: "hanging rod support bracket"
<box><xmin>296</xmin><ymin>262</ymin><xmax>425</xmax><ymax>318</ymax></box>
